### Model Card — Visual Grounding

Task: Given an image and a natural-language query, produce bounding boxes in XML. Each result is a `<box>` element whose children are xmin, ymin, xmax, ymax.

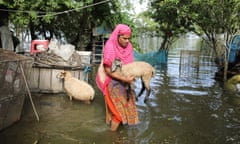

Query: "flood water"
<box><xmin>1</xmin><ymin>36</ymin><xmax>240</xmax><ymax>144</ymax></box>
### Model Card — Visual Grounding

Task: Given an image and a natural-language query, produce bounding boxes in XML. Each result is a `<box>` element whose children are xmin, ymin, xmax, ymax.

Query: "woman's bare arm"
<box><xmin>104</xmin><ymin>64</ymin><xmax>134</xmax><ymax>84</ymax></box>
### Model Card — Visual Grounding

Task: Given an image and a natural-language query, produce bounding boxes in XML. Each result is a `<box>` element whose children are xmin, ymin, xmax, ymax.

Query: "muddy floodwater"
<box><xmin>1</xmin><ymin>37</ymin><xmax>240</xmax><ymax>144</ymax></box>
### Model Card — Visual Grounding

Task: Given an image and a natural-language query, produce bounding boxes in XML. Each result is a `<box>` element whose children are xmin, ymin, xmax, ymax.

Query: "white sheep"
<box><xmin>111</xmin><ymin>59</ymin><xmax>155</xmax><ymax>103</ymax></box>
<box><xmin>56</xmin><ymin>71</ymin><xmax>95</xmax><ymax>104</ymax></box>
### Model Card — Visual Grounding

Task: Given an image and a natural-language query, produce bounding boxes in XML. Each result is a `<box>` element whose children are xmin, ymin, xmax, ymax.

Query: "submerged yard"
<box><xmin>1</xmin><ymin>37</ymin><xmax>240</xmax><ymax>144</ymax></box>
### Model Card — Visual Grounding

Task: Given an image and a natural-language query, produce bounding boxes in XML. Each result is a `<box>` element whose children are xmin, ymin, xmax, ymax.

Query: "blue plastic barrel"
<box><xmin>229</xmin><ymin>43</ymin><xmax>237</xmax><ymax>63</ymax></box>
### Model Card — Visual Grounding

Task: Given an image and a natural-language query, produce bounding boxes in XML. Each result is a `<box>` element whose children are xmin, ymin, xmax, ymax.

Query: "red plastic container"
<box><xmin>30</xmin><ymin>40</ymin><xmax>49</xmax><ymax>55</ymax></box>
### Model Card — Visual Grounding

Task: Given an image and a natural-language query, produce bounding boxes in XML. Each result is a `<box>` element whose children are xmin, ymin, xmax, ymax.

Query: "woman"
<box><xmin>96</xmin><ymin>24</ymin><xmax>139</xmax><ymax>131</ymax></box>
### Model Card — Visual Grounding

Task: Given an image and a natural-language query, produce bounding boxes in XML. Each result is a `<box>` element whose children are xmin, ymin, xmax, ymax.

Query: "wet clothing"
<box><xmin>96</xmin><ymin>24</ymin><xmax>134</xmax><ymax>95</ymax></box>
<box><xmin>105</xmin><ymin>79</ymin><xmax>139</xmax><ymax>125</ymax></box>
<box><xmin>96</xmin><ymin>24</ymin><xmax>139</xmax><ymax>126</ymax></box>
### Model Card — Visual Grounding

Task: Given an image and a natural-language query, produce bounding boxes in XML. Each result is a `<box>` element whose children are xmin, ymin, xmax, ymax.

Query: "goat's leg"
<box><xmin>137</xmin><ymin>79</ymin><xmax>145</xmax><ymax>100</ymax></box>
<box><xmin>126</xmin><ymin>84</ymin><xmax>131</xmax><ymax>101</ymax></box>
<box><xmin>141</xmin><ymin>77</ymin><xmax>152</xmax><ymax>103</ymax></box>
<box><xmin>144</xmin><ymin>88</ymin><xmax>151</xmax><ymax>103</ymax></box>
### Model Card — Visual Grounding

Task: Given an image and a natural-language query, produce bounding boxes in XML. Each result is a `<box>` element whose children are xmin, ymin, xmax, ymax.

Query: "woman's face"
<box><xmin>118</xmin><ymin>34</ymin><xmax>131</xmax><ymax>48</ymax></box>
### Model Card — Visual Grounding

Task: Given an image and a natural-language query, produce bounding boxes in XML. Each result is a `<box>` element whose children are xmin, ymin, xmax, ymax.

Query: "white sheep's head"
<box><xmin>111</xmin><ymin>58</ymin><xmax>122</xmax><ymax>72</ymax></box>
<box><xmin>56</xmin><ymin>71</ymin><xmax>72</xmax><ymax>79</ymax></box>
<box><xmin>56</xmin><ymin>71</ymin><xmax>65</xmax><ymax>79</ymax></box>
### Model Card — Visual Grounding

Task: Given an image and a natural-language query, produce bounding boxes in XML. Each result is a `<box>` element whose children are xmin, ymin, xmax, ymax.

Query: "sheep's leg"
<box><xmin>84</xmin><ymin>100</ymin><xmax>91</xmax><ymax>104</ymax></box>
<box><xmin>65</xmin><ymin>90</ymin><xmax>73</xmax><ymax>101</ymax></box>
<box><xmin>69</xmin><ymin>95</ymin><xmax>73</xmax><ymax>101</ymax></box>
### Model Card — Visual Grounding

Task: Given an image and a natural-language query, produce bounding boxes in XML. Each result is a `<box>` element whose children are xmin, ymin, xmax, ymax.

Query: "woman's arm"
<box><xmin>104</xmin><ymin>64</ymin><xmax>135</xmax><ymax>84</ymax></box>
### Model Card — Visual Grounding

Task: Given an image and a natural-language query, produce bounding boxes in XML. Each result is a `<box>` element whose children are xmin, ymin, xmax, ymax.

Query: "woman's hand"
<box><xmin>125</xmin><ymin>75</ymin><xmax>135</xmax><ymax>84</ymax></box>
<box><xmin>104</xmin><ymin>65</ymin><xmax>135</xmax><ymax>83</ymax></box>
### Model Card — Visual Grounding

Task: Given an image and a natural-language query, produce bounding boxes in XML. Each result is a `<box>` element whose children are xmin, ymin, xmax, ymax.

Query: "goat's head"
<box><xmin>111</xmin><ymin>58</ymin><xmax>122</xmax><ymax>72</ymax></box>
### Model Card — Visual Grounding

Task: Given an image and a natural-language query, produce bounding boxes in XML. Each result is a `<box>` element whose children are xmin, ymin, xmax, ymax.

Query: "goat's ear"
<box><xmin>119</xmin><ymin>61</ymin><xmax>122</xmax><ymax>67</ymax></box>
<box><xmin>111</xmin><ymin>64</ymin><xmax>117</xmax><ymax>72</ymax></box>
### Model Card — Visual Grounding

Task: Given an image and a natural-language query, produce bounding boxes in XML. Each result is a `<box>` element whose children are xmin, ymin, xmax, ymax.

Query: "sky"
<box><xmin>131</xmin><ymin>0</ymin><xmax>148</xmax><ymax>14</ymax></box>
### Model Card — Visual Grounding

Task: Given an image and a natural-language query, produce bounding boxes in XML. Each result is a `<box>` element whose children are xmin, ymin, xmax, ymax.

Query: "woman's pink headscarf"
<box><xmin>96</xmin><ymin>24</ymin><xmax>134</xmax><ymax>95</ymax></box>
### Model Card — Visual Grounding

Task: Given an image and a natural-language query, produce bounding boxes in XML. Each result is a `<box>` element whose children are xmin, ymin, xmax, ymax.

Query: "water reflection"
<box><xmin>1</xmin><ymin>36</ymin><xmax>240</xmax><ymax>144</ymax></box>
<box><xmin>130</xmin><ymin>37</ymin><xmax>239</xmax><ymax>143</ymax></box>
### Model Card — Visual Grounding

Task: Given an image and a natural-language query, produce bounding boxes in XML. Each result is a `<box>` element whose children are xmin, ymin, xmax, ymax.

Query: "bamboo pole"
<box><xmin>20</xmin><ymin>62</ymin><xmax>40</xmax><ymax>121</ymax></box>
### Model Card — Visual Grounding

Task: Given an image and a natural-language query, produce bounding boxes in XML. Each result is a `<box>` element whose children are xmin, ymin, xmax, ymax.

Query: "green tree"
<box><xmin>187</xmin><ymin>0</ymin><xmax>240</xmax><ymax>80</ymax></box>
<box><xmin>149</xmin><ymin>0</ymin><xmax>240</xmax><ymax>80</ymax></box>
<box><xmin>0</xmin><ymin>0</ymin><xmax>128</xmax><ymax>50</ymax></box>
<box><xmin>149</xmin><ymin>0</ymin><xmax>194</xmax><ymax>50</ymax></box>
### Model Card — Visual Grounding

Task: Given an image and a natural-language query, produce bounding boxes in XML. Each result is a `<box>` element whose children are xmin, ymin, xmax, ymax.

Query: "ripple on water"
<box><xmin>171</xmin><ymin>89</ymin><xmax>208</xmax><ymax>96</ymax></box>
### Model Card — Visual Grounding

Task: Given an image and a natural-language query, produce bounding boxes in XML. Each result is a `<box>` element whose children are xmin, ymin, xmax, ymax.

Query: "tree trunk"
<box><xmin>160</xmin><ymin>34</ymin><xmax>168</xmax><ymax>50</ymax></box>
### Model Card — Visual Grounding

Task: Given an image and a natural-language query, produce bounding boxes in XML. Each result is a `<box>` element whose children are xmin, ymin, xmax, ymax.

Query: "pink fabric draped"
<box><xmin>96</xmin><ymin>24</ymin><xmax>134</xmax><ymax>95</ymax></box>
